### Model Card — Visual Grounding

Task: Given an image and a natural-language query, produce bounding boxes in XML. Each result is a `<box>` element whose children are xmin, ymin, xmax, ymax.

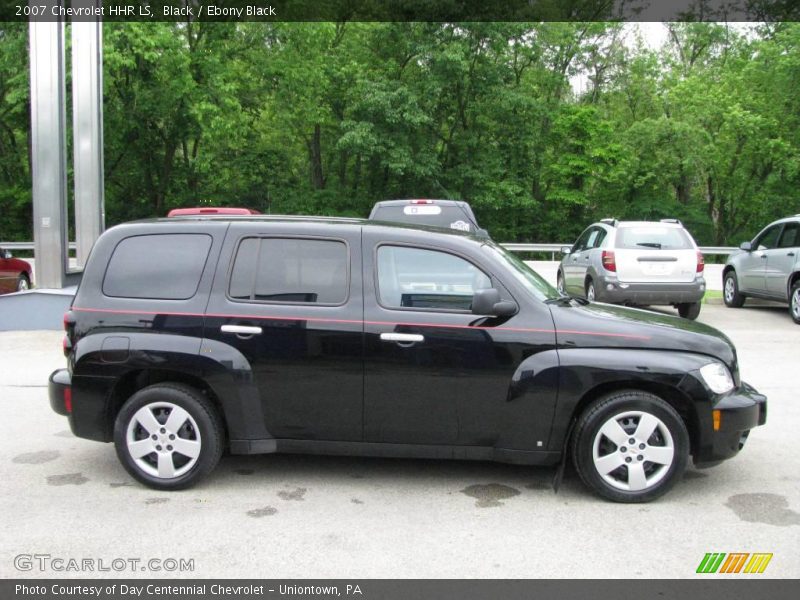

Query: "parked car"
<box><xmin>723</xmin><ymin>215</ymin><xmax>800</xmax><ymax>324</ymax></box>
<box><xmin>0</xmin><ymin>246</ymin><xmax>33</xmax><ymax>293</ymax></box>
<box><xmin>167</xmin><ymin>207</ymin><xmax>260</xmax><ymax>217</ymax></box>
<box><xmin>368</xmin><ymin>199</ymin><xmax>488</xmax><ymax>237</ymax></box>
<box><xmin>557</xmin><ymin>219</ymin><xmax>706</xmax><ymax>320</ymax></box>
<box><xmin>49</xmin><ymin>215</ymin><xmax>765</xmax><ymax>502</ymax></box>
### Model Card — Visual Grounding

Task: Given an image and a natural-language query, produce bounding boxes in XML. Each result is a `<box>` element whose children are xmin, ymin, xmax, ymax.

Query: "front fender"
<box><xmin>548</xmin><ymin>348</ymin><xmax>714</xmax><ymax>452</ymax></box>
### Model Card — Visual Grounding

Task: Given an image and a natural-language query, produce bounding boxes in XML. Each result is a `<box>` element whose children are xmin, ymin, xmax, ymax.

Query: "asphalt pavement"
<box><xmin>1</xmin><ymin>302</ymin><xmax>797</xmax><ymax>579</ymax></box>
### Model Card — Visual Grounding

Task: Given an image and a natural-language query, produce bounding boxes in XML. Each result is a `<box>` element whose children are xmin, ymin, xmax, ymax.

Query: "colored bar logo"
<box><xmin>697</xmin><ymin>553</ymin><xmax>773</xmax><ymax>574</ymax></box>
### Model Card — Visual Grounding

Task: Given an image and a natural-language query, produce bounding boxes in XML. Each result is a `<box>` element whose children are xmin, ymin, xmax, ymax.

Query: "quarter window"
<box><xmin>377</xmin><ymin>246</ymin><xmax>491</xmax><ymax>311</ymax></box>
<box><xmin>229</xmin><ymin>238</ymin><xmax>348</xmax><ymax>304</ymax></box>
<box><xmin>103</xmin><ymin>234</ymin><xmax>212</xmax><ymax>300</ymax></box>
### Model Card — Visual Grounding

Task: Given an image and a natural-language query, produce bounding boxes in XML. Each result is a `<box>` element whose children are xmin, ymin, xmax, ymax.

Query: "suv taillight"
<box><xmin>602</xmin><ymin>250</ymin><xmax>616</xmax><ymax>272</ymax></box>
<box><xmin>696</xmin><ymin>251</ymin><xmax>705</xmax><ymax>273</ymax></box>
<box><xmin>63</xmin><ymin>310</ymin><xmax>75</xmax><ymax>357</ymax></box>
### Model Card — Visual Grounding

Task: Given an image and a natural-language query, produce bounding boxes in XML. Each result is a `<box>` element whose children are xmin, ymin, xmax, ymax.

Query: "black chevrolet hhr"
<box><xmin>49</xmin><ymin>216</ymin><xmax>766</xmax><ymax>502</ymax></box>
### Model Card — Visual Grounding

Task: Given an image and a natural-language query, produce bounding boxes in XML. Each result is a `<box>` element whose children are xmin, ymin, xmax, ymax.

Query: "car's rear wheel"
<box><xmin>16</xmin><ymin>274</ymin><xmax>30</xmax><ymax>292</ymax></box>
<box><xmin>678</xmin><ymin>302</ymin><xmax>701</xmax><ymax>320</ymax></box>
<box><xmin>790</xmin><ymin>281</ymin><xmax>800</xmax><ymax>325</ymax></box>
<box><xmin>571</xmin><ymin>390</ymin><xmax>689</xmax><ymax>502</ymax></box>
<box><xmin>723</xmin><ymin>271</ymin><xmax>745</xmax><ymax>308</ymax></box>
<box><xmin>114</xmin><ymin>383</ymin><xmax>224</xmax><ymax>490</ymax></box>
<box><xmin>585</xmin><ymin>278</ymin><xmax>597</xmax><ymax>302</ymax></box>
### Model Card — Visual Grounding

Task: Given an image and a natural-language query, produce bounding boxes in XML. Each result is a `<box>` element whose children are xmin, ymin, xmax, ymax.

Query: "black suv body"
<box><xmin>49</xmin><ymin>216</ymin><xmax>766</xmax><ymax>502</ymax></box>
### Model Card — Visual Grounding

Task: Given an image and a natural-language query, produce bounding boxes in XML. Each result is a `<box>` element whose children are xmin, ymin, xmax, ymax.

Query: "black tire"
<box><xmin>571</xmin><ymin>390</ymin><xmax>689</xmax><ymax>503</ymax></box>
<box><xmin>678</xmin><ymin>302</ymin><xmax>701</xmax><ymax>320</ymax></box>
<box><xmin>16</xmin><ymin>274</ymin><xmax>30</xmax><ymax>292</ymax></box>
<box><xmin>114</xmin><ymin>383</ymin><xmax>224</xmax><ymax>490</ymax></box>
<box><xmin>585</xmin><ymin>278</ymin><xmax>598</xmax><ymax>302</ymax></box>
<box><xmin>723</xmin><ymin>271</ymin><xmax>745</xmax><ymax>308</ymax></box>
<box><xmin>790</xmin><ymin>280</ymin><xmax>800</xmax><ymax>325</ymax></box>
<box><xmin>556</xmin><ymin>271</ymin><xmax>565</xmax><ymax>294</ymax></box>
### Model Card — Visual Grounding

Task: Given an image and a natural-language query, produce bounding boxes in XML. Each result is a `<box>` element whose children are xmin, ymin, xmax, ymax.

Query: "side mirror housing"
<box><xmin>472</xmin><ymin>288</ymin><xmax>518</xmax><ymax>317</ymax></box>
<box><xmin>739</xmin><ymin>241</ymin><xmax>752</xmax><ymax>252</ymax></box>
<box><xmin>1</xmin><ymin>249</ymin><xmax>11</xmax><ymax>259</ymax></box>
<box><xmin>560</xmin><ymin>246</ymin><xmax>571</xmax><ymax>256</ymax></box>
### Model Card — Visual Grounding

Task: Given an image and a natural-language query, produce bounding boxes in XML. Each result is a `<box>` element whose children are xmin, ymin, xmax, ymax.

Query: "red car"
<box><xmin>0</xmin><ymin>247</ymin><xmax>33</xmax><ymax>293</ymax></box>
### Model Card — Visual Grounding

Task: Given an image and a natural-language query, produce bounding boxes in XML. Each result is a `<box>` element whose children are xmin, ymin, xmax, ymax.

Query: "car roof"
<box><xmin>607</xmin><ymin>221</ymin><xmax>685</xmax><ymax>229</ymax></box>
<box><xmin>124</xmin><ymin>213</ymin><xmax>483</xmax><ymax>240</ymax></box>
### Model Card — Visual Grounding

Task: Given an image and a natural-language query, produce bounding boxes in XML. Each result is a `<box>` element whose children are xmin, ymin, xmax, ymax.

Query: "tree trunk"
<box><xmin>307</xmin><ymin>124</ymin><xmax>325</xmax><ymax>190</ymax></box>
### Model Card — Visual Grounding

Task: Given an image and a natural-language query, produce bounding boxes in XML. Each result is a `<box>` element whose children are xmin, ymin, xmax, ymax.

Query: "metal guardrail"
<box><xmin>1</xmin><ymin>242</ymin><xmax>77</xmax><ymax>251</ymax></box>
<box><xmin>501</xmin><ymin>243</ymin><xmax>736</xmax><ymax>260</ymax></box>
<box><xmin>1</xmin><ymin>240</ymin><xmax>735</xmax><ymax>256</ymax></box>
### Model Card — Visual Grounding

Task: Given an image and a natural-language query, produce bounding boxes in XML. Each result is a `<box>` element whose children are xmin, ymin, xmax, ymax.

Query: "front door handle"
<box><xmin>380</xmin><ymin>333</ymin><xmax>424</xmax><ymax>344</ymax></box>
<box><xmin>221</xmin><ymin>324</ymin><xmax>263</xmax><ymax>336</ymax></box>
<box><xmin>788</xmin><ymin>252</ymin><xmax>795</xmax><ymax>257</ymax></box>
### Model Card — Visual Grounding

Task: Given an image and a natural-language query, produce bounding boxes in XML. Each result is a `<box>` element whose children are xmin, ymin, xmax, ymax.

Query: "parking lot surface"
<box><xmin>1</xmin><ymin>302</ymin><xmax>798</xmax><ymax>579</ymax></box>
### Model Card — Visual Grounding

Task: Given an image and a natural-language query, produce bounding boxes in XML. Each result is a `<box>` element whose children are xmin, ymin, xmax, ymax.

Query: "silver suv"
<box><xmin>722</xmin><ymin>215</ymin><xmax>800</xmax><ymax>324</ymax></box>
<box><xmin>557</xmin><ymin>219</ymin><xmax>706</xmax><ymax>319</ymax></box>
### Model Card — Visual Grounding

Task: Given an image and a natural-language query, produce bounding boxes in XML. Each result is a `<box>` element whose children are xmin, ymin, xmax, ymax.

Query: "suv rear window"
<box><xmin>229</xmin><ymin>238</ymin><xmax>348</xmax><ymax>304</ymax></box>
<box><xmin>102</xmin><ymin>234</ymin><xmax>212</xmax><ymax>300</ymax></box>
<box><xmin>615</xmin><ymin>226</ymin><xmax>693</xmax><ymax>250</ymax></box>
<box><xmin>371</xmin><ymin>205</ymin><xmax>475</xmax><ymax>232</ymax></box>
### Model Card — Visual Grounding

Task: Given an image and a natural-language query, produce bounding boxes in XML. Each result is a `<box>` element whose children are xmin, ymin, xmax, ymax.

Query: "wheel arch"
<box><xmin>107</xmin><ymin>369</ymin><xmax>229</xmax><ymax>445</ymax></box>
<box><xmin>569</xmin><ymin>380</ymin><xmax>700</xmax><ymax>459</ymax></box>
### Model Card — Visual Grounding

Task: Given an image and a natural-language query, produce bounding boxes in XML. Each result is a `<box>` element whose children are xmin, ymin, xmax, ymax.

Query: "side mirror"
<box><xmin>739</xmin><ymin>241</ymin><xmax>752</xmax><ymax>252</ymax></box>
<box><xmin>472</xmin><ymin>288</ymin><xmax>517</xmax><ymax>317</ymax></box>
<box><xmin>560</xmin><ymin>246</ymin><xmax>572</xmax><ymax>256</ymax></box>
<box><xmin>1</xmin><ymin>249</ymin><xmax>11</xmax><ymax>259</ymax></box>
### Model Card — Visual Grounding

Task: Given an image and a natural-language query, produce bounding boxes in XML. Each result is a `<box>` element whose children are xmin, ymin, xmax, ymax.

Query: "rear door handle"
<box><xmin>380</xmin><ymin>333</ymin><xmax>424</xmax><ymax>344</ymax></box>
<box><xmin>221</xmin><ymin>324</ymin><xmax>263</xmax><ymax>336</ymax></box>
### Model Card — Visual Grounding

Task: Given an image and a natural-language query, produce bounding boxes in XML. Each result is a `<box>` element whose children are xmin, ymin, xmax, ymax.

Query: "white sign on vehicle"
<box><xmin>403</xmin><ymin>205</ymin><xmax>442</xmax><ymax>215</ymax></box>
<box><xmin>450</xmin><ymin>220</ymin><xmax>471</xmax><ymax>232</ymax></box>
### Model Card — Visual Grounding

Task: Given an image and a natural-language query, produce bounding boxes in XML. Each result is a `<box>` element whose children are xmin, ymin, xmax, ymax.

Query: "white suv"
<box><xmin>557</xmin><ymin>219</ymin><xmax>706</xmax><ymax>319</ymax></box>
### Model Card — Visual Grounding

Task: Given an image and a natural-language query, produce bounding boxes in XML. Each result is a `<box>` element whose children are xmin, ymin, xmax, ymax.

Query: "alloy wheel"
<box><xmin>592</xmin><ymin>410</ymin><xmax>675</xmax><ymax>492</ymax></box>
<box><xmin>126</xmin><ymin>402</ymin><xmax>202</xmax><ymax>479</ymax></box>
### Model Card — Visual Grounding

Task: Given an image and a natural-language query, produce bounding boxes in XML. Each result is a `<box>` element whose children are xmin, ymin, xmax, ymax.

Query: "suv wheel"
<box><xmin>585</xmin><ymin>279</ymin><xmax>597</xmax><ymax>302</ymax></box>
<box><xmin>16</xmin><ymin>274</ymin><xmax>30</xmax><ymax>292</ymax></box>
<box><xmin>678</xmin><ymin>302</ymin><xmax>701</xmax><ymax>320</ymax></box>
<box><xmin>723</xmin><ymin>271</ymin><xmax>745</xmax><ymax>308</ymax></box>
<box><xmin>571</xmin><ymin>391</ymin><xmax>689</xmax><ymax>502</ymax></box>
<box><xmin>114</xmin><ymin>383</ymin><xmax>224</xmax><ymax>490</ymax></box>
<box><xmin>790</xmin><ymin>280</ymin><xmax>800</xmax><ymax>324</ymax></box>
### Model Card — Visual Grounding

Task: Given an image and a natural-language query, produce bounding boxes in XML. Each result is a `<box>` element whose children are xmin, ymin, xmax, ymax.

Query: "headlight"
<box><xmin>699</xmin><ymin>362</ymin><xmax>734</xmax><ymax>395</ymax></box>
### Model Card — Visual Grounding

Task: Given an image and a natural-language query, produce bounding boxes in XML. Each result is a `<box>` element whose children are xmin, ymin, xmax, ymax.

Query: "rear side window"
<box><xmin>103</xmin><ymin>234</ymin><xmax>212</xmax><ymax>300</ymax></box>
<box><xmin>777</xmin><ymin>223</ymin><xmax>799</xmax><ymax>249</ymax></box>
<box><xmin>229</xmin><ymin>238</ymin><xmax>348</xmax><ymax>304</ymax></box>
<box><xmin>615</xmin><ymin>227</ymin><xmax>693</xmax><ymax>250</ymax></box>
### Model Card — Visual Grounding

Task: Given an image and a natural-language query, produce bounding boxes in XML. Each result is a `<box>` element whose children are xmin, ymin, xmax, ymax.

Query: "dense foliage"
<box><xmin>1</xmin><ymin>21</ymin><xmax>799</xmax><ymax>245</ymax></box>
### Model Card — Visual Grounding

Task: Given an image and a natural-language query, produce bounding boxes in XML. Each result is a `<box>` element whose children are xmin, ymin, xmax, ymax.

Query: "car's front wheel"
<box><xmin>114</xmin><ymin>383</ymin><xmax>224</xmax><ymax>490</ymax></box>
<box><xmin>16</xmin><ymin>274</ymin><xmax>30</xmax><ymax>292</ymax></box>
<box><xmin>723</xmin><ymin>271</ymin><xmax>745</xmax><ymax>308</ymax></box>
<box><xmin>571</xmin><ymin>390</ymin><xmax>689</xmax><ymax>502</ymax></box>
<box><xmin>557</xmin><ymin>271</ymin><xmax>565</xmax><ymax>294</ymax></box>
<box><xmin>678</xmin><ymin>302</ymin><xmax>701</xmax><ymax>320</ymax></box>
<box><xmin>790</xmin><ymin>280</ymin><xmax>800</xmax><ymax>325</ymax></box>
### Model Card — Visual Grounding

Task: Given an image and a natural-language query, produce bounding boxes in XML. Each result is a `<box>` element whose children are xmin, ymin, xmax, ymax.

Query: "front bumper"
<box><xmin>597</xmin><ymin>275</ymin><xmax>705</xmax><ymax>305</ymax></box>
<box><xmin>695</xmin><ymin>381</ymin><xmax>767</xmax><ymax>466</ymax></box>
<box><xmin>49</xmin><ymin>368</ymin><xmax>71</xmax><ymax>416</ymax></box>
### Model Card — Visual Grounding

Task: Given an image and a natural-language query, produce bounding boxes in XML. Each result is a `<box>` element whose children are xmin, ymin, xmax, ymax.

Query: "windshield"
<box><xmin>483</xmin><ymin>243</ymin><xmax>559</xmax><ymax>301</ymax></box>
